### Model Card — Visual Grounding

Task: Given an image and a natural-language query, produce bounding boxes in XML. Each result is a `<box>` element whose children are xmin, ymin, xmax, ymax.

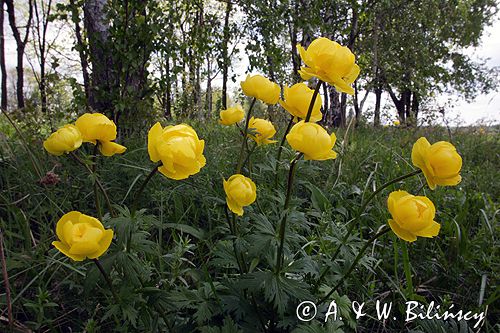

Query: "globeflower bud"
<box><xmin>411</xmin><ymin>137</ymin><xmax>462</xmax><ymax>190</ymax></box>
<box><xmin>286</xmin><ymin>121</ymin><xmax>337</xmax><ymax>160</ymax></box>
<box><xmin>43</xmin><ymin>124</ymin><xmax>83</xmax><ymax>156</ymax></box>
<box><xmin>219</xmin><ymin>105</ymin><xmax>245</xmax><ymax>125</ymax></box>
<box><xmin>148</xmin><ymin>122</ymin><xmax>206</xmax><ymax>180</ymax></box>
<box><xmin>52</xmin><ymin>211</ymin><xmax>114</xmax><ymax>261</ymax></box>
<box><xmin>387</xmin><ymin>190</ymin><xmax>440</xmax><ymax>242</ymax></box>
<box><xmin>223</xmin><ymin>174</ymin><xmax>257</xmax><ymax>216</ymax></box>
<box><xmin>297</xmin><ymin>37</ymin><xmax>360</xmax><ymax>95</ymax></box>
<box><xmin>279</xmin><ymin>83</ymin><xmax>323</xmax><ymax>122</ymax></box>
<box><xmin>247</xmin><ymin>117</ymin><xmax>277</xmax><ymax>145</ymax></box>
<box><xmin>240</xmin><ymin>74</ymin><xmax>280</xmax><ymax>105</ymax></box>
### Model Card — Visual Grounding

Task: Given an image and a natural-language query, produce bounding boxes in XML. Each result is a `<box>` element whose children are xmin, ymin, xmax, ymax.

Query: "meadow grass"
<box><xmin>0</xmin><ymin>121</ymin><xmax>498</xmax><ymax>332</ymax></box>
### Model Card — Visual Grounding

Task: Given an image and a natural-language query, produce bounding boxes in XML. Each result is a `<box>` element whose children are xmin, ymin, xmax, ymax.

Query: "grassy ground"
<box><xmin>0</xmin><ymin>120</ymin><xmax>498</xmax><ymax>332</ymax></box>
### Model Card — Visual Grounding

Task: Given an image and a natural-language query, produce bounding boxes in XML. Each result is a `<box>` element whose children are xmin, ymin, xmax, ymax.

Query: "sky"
<box><xmin>2</xmin><ymin>6</ymin><xmax>500</xmax><ymax>126</ymax></box>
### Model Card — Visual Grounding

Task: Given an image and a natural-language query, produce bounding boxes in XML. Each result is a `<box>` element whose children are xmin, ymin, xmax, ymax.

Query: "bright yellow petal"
<box><xmin>52</xmin><ymin>241</ymin><xmax>85</xmax><ymax>261</ymax></box>
<box><xmin>148</xmin><ymin>122</ymin><xmax>163</xmax><ymax>162</ymax></box>
<box><xmin>56</xmin><ymin>211</ymin><xmax>81</xmax><ymax>242</ymax></box>
<box><xmin>414</xmin><ymin>221</ymin><xmax>440</xmax><ymax>238</ymax></box>
<box><xmin>88</xmin><ymin>229</ymin><xmax>113</xmax><ymax>259</ymax></box>
<box><xmin>388</xmin><ymin>219</ymin><xmax>417</xmax><ymax>242</ymax></box>
<box><xmin>227</xmin><ymin>197</ymin><xmax>244</xmax><ymax>216</ymax></box>
<box><xmin>99</xmin><ymin>141</ymin><xmax>126</xmax><ymax>157</ymax></box>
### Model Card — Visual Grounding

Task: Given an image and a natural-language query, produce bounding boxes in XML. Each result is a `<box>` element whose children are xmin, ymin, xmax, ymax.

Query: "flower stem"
<box><xmin>131</xmin><ymin>162</ymin><xmax>161</xmax><ymax>214</ymax></box>
<box><xmin>71</xmin><ymin>152</ymin><xmax>116</xmax><ymax>218</ymax></box>
<box><xmin>236</xmin><ymin>98</ymin><xmax>256</xmax><ymax>174</ymax></box>
<box><xmin>93</xmin><ymin>258</ymin><xmax>120</xmax><ymax>304</ymax></box>
<box><xmin>274</xmin><ymin>115</ymin><xmax>294</xmax><ymax>187</ymax></box>
<box><xmin>331</xmin><ymin>169</ymin><xmax>421</xmax><ymax>261</ymax></box>
<box><xmin>304</xmin><ymin>80</ymin><xmax>323</xmax><ymax>122</ymax></box>
<box><xmin>318</xmin><ymin>226</ymin><xmax>391</xmax><ymax>305</ymax></box>
<box><xmin>275</xmin><ymin>81</ymin><xmax>322</xmax><ymax>274</ymax></box>
<box><xmin>315</xmin><ymin>169</ymin><xmax>422</xmax><ymax>287</ymax></box>
<box><xmin>91</xmin><ymin>145</ymin><xmax>102</xmax><ymax>221</ymax></box>
<box><xmin>401</xmin><ymin>241</ymin><xmax>414</xmax><ymax>298</ymax></box>
<box><xmin>275</xmin><ymin>152</ymin><xmax>302</xmax><ymax>273</ymax></box>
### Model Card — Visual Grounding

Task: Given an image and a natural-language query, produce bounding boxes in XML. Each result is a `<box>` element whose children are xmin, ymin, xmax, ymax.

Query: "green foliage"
<box><xmin>1</xmin><ymin>120</ymin><xmax>498</xmax><ymax>331</ymax></box>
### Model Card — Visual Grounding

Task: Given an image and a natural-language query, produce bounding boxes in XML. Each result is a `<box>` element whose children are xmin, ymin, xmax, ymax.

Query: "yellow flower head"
<box><xmin>43</xmin><ymin>124</ymin><xmax>83</xmax><ymax>156</ymax></box>
<box><xmin>394</xmin><ymin>120</ymin><xmax>400</xmax><ymax>126</ymax></box>
<box><xmin>247</xmin><ymin>117</ymin><xmax>277</xmax><ymax>145</ymax></box>
<box><xmin>75</xmin><ymin>113</ymin><xmax>126</xmax><ymax>157</ymax></box>
<box><xmin>52</xmin><ymin>211</ymin><xmax>113</xmax><ymax>261</ymax></box>
<box><xmin>148</xmin><ymin>122</ymin><xmax>206</xmax><ymax>180</ymax></box>
<box><xmin>219</xmin><ymin>105</ymin><xmax>245</xmax><ymax>126</ymax></box>
<box><xmin>297</xmin><ymin>37</ymin><xmax>360</xmax><ymax>95</ymax></box>
<box><xmin>223</xmin><ymin>174</ymin><xmax>257</xmax><ymax>216</ymax></box>
<box><xmin>240</xmin><ymin>74</ymin><xmax>281</xmax><ymax>105</ymax></box>
<box><xmin>387</xmin><ymin>190</ymin><xmax>440</xmax><ymax>242</ymax></box>
<box><xmin>75</xmin><ymin>113</ymin><xmax>117</xmax><ymax>143</ymax></box>
<box><xmin>286</xmin><ymin>121</ymin><xmax>337</xmax><ymax>161</ymax></box>
<box><xmin>411</xmin><ymin>137</ymin><xmax>462</xmax><ymax>190</ymax></box>
<box><xmin>279</xmin><ymin>83</ymin><xmax>323</xmax><ymax>122</ymax></box>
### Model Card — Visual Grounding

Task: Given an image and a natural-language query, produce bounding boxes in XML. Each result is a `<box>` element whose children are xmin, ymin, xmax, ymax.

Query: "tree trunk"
<box><xmin>205</xmin><ymin>54</ymin><xmax>212</xmax><ymax>119</ymax></box>
<box><xmin>84</xmin><ymin>0</ymin><xmax>114</xmax><ymax>116</ymax></box>
<box><xmin>372</xmin><ymin>10</ymin><xmax>381</xmax><ymax>126</ymax></box>
<box><xmin>69</xmin><ymin>0</ymin><xmax>90</xmax><ymax>108</ymax></box>
<box><xmin>411</xmin><ymin>91</ymin><xmax>419</xmax><ymax>120</ymax></box>
<box><xmin>221</xmin><ymin>1</ymin><xmax>232</xmax><ymax>110</ymax></box>
<box><xmin>374</xmin><ymin>84</ymin><xmax>382</xmax><ymax>126</ymax></box>
<box><xmin>164</xmin><ymin>54</ymin><xmax>172</xmax><ymax>119</ymax></box>
<box><xmin>287</xmin><ymin>0</ymin><xmax>300</xmax><ymax>82</ymax></box>
<box><xmin>5</xmin><ymin>0</ymin><xmax>33</xmax><ymax>109</ymax></box>
<box><xmin>0</xmin><ymin>0</ymin><xmax>7</xmax><ymax>110</ymax></box>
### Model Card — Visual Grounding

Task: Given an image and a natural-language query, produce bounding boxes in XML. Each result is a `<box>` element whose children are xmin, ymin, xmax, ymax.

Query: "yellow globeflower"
<box><xmin>297</xmin><ymin>37</ymin><xmax>360</xmax><ymax>95</ymax></box>
<box><xmin>387</xmin><ymin>190</ymin><xmax>440</xmax><ymax>242</ymax></box>
<box><xmin>279</xmin><ymin>83</ymin><xmax>323</xmax><ymax>122</ymax></box>
<box><xmin>286</xmin><ymin>121</ymin><xmax>337</xmax><ymax>160</ymax></box>
<box><xmin>240</xmin><ymin>74</ymin><xmax>280</xmax><ymax>105</ymax></box>
<box><xmin>223</xmin><ymin>174</ymin><xmax>257</xmax><ymax>216</ymax></box>
<box><xmin>247</xmin><ymin>117</ymin><xmax>277</xmax><ymax>145</ymax></box>
<box><xmin>219</xmin><ymin>105</ymin><xmax>245</xmax><ymax>126</ymax></box>
<box><xmin>75</xmin><ymin>113</ymin><xmax>117</xmax><ymax>143</ymax></box>
<box><xmin>411</xmin><ymin>137</ymin><xmax>462</xmax><ymax>190</ymax></box>
<box><xmin>52</xmin><ymin>211</ymin><xmax>114</xmax><ymax>261</ymax></box>
<box><xmin>43</xmin><ymin>124</ymin><xmax>83</xmax><ymax>156</ymax></box>
<box><xmin>75</xmin><ymin>113</ymin><xmax>126</xmax><ymax>157</ymax></box>
<box><xmin>148</xmin><ymin>122</ymin><xmax>206</xmax><ymax>180</ymax></box>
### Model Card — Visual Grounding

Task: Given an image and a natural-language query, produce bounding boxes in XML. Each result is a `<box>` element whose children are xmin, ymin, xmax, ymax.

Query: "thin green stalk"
<box><xmin>71</xmin><ymin>152</ymin><xmax>116</xmax><ymax>217</ymax></box>
<box><xmin>91</xmin><ymin>145</ymin><xmax>102</xmax><ymax>221</ymax></box>
<box><xmin>93</xmin><ymin>259</ymin><xmax>120</xmax><ymax>304</ymax></box>
<box><xmin>275</xmin><ymin>152</ymin><xmax>302</xmax><ymax>273</ymax></box>
<box><xmin>275</xmin><ymin>80</ymin><xmax>322</xmax><ymax>274</ymax></box>
<box><xmin>242</xmin><ymin>142</ymin><xmax>258</xmax><ymax>176</ymax></box>
<box><xmin>315</xmin><ymin>169</ymin><xmax>421</xmax><ymax>288</ymax></box>
<box><xmin>131</xmin><ymin>163</ymin><xmax>161</xmax><ymax>214</ymax></box>
<box><xmin>318</xmin><ymin>226</ymin><xmax>390</xmax><ymax>305</ymax></box>
<box><xmin>0</xmin><ymin>229</ymin><xmax>13</xmax><ymax>331</ymax></box>
<box><xmin>332</xmin><ymin>169</ymin><xmax>421</xmax><ymax>261</ymax></box>
<box><xmin>304</xmin><ymin>80</ymin><xmax>323</xmax><ymax>122</ymax></box>
<box><xmin>236</xmin><ymin>98</ymin><xmax>256</xmax><ymax>173</ymax></box>
<box><xmin>401</xmin><ymin>241</ymin><xmax>414</xmax><ymax>298</ymax></box>
<box><xmin>274</xmin><ymin>115</ymin><xmax>294</xmax><ymax>187</ymax></box>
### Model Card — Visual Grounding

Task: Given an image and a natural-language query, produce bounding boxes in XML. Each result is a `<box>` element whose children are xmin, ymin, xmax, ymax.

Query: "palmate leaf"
<box><xmin>241</xmin><ymin>271</ymin><xmax>311</xmax><ymax>315</ymax></box>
